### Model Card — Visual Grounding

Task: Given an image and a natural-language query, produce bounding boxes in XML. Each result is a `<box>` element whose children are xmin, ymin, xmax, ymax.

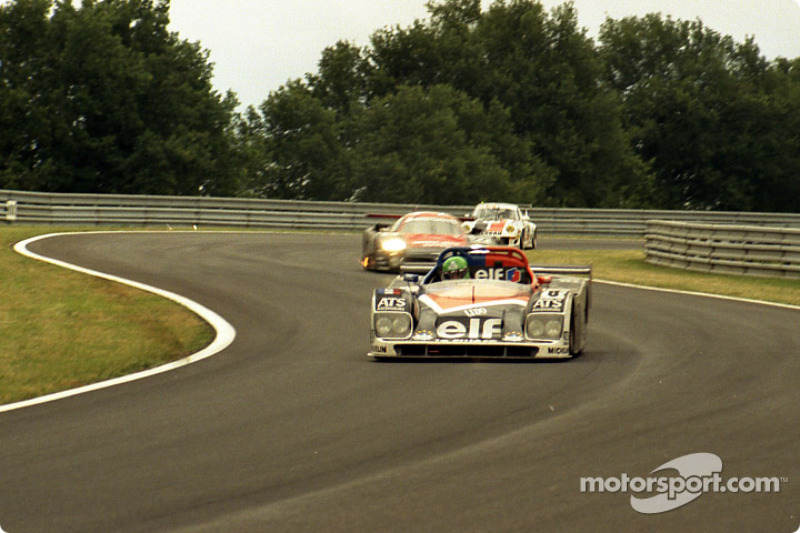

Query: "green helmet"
<box><xmin>442</xmin><ymin>256</ymin><xmax>469</xmax><ymax>280</ymax></box>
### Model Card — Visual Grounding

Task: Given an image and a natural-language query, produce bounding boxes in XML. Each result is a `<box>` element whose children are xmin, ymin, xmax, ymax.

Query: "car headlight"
<box><xmin>380</xmin><ymin>238</ymin><xmax>406</xmax><ymax>253</ymax></box>
<box><xmin>413</xmin><ymin>330</ymin><xmax>435</xmax><ymax>341</ymax></box>
<box><xmin>525</xmin><ymin>314</ymin><xmax>563</xmax><ymax>340</ymax></box>
<box><xmin>374</xmin><ymin>312</ymin><xmax>412</xmax><ymax>339</ymax></box>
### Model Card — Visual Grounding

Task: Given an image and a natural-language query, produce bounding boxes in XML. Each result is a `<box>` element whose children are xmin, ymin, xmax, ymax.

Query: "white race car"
<box><xmin>462</xmin><ymin>202</ymin><xmax>537</xmax><ymax>249</ymax></box>
<box><xmin>368</xmin><ymin>246</ymin><xmax>591</xmax><ymax>360</ymax></box>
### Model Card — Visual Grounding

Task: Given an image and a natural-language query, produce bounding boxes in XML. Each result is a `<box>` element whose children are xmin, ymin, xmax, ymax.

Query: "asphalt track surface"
<box><xmin>1</xmin><ymin>232</ymin><xmax>798</xmax><ymax>532</ymax></box>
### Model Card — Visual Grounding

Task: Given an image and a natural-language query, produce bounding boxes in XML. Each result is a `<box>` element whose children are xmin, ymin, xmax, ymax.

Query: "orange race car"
<box><xmin>361</xmin><ymin>211</ymin><xmax>469</xmax><ymax>273</ymax></box>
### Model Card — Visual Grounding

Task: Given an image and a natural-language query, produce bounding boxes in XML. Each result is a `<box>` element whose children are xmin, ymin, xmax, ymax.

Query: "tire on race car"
<box><xmin>569</xmin><ymin>298</ymin><xmax>588</xmax><ymax>356</ymax></box>
<box><xmin>569</xmin><ymin>315</ymin><xmax>580</xmax><ymax>356</ymax></box>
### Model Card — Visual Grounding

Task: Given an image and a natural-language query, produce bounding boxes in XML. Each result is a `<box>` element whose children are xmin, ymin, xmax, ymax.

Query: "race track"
<box><xmin>0</xmin><ymin>232</ymin><xmax>798</xmax><ymax>533</ymax></box>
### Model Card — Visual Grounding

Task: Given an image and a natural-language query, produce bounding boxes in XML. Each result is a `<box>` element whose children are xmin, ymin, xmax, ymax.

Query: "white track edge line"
<box><xmin>0</xmin><ymin>232</ymin><xmax>237</xmax><ymax>414</ymax></box>
<box><xmin>595</xmin><ymin>279</ymin><xmax>800</xmax><ymax>311</ymax></box>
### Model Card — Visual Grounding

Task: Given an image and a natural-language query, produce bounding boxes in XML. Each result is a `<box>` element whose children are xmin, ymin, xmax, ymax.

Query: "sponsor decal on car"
<box><xmin>547</xmin><ymin>346</ymin><xmax>570</xmax><ymax>355</ymax></box>
<box><xmin>376</xmin><ymin>297</ymin><xmax>407</xmax><ymax>311</ymax></box>
<box><xmin>531</xmin><ymin>289</ymin><xmax>567</xmax><ymax>312</ymax></box>
<box><xmin>488</xmin><ymin>222</ymin><xmax>506</xmax><ymax>233</ymax></box>
<box><xmin>473</xmin><ymin>267</ymin><xmax>522</xmax><ymax>282</ymax></box>
<box><xmin>436</xmin><ymin>317</ymin><xmax>503</xmax><ymax>340</ymax></box>
<box><xmin>419</xmin><ymin>293</ymin><xmax>529</xmax><ymax>314</ymax></box>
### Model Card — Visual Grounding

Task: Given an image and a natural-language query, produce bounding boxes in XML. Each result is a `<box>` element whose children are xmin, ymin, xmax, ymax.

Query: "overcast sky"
<box><xmin>5</xmin><ymin>0</ymin><xmax>797</xmax><ymax>110</ymax></box>
<box><xmin>168</xmin><ymin>0</ymin><xmax>800</xmax><ymax>110</ymax></box>
<box><xmin>168</xmin><ymin>0</ymin><xmax>439</xmax><ymax>109</ymax></box>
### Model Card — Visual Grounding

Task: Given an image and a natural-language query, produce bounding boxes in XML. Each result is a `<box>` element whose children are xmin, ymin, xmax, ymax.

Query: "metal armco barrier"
<box><xmin>0</xmin><ymin>189</ymin><xmax>464</xmax><ymax>230</ymax></box>
<box><xmin>645</xmin><ymin>220</ymin><xmax>800</xmax><ymax>279</ymax></box>
<box><xmin>2</xmin><ymin>188</ymin><xmax>799</xmax><ymax>238</ymax></box>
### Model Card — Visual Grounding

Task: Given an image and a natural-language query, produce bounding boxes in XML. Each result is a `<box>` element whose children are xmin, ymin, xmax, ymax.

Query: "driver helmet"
<box><xmin>442</xmin><ymin>256</ymin><xmax>469</xmax><ymax>280</ymax></box>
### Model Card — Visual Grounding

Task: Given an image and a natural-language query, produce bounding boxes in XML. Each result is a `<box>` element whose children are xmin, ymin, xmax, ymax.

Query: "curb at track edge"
<box><xmin>0</xmin><ymin>231</ymin><xmax>237</xmax><ymax>414</ymax></box>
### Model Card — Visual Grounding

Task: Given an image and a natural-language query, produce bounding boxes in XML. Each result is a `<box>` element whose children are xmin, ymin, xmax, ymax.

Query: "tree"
<box><xmin>246</xmin><ymin>80</ymin><xmax>347</xmax><ymax>200</ymax></box>
<box><xmin>360</xmin><ymin>0</ymin><xmax>649</xmax><ymax>207</ymax></box>
<box><xmin>0</xmin><ymin>0</ymin><xmax>57</xmax><ymax>190</ymax></box>
<box><xmin>474</xmin><ymin>0</ymin><xmax>650</xmax><ymax>206</ymax></box>
<box><xmin>0</xmin><ymin>0</ymin><xmax>238</xmax><ymax>195</ymax></box>
<box><xmin>308</xmin><ymin>40</ymin><xmax>372</xmax><ymax>117</ymax></box>
<box><xmin>349</xmin><ymin>84</ymin><xmax>516</xmax><ymax>204</ymax></box>
<box><xmin>755</xmin><ymin>58</ymin><xmax>800</xmax><ymax>212</ymax></box>
<box><xmin>598</xmin><ymin>14</ymin><xmax>799</xmax><ymax>211</ymax></box>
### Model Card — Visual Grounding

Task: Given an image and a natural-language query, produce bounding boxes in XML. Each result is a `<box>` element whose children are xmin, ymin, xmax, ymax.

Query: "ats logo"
<box><xmin>376</xmin><ymin>297</ymin><xmax>406</xmax><ymax>311</ymax></box>
<box><xmin>532</xmin><ymin>290</ymin><xmax>566</xmax><ymax>312</ymax></box>
<box><xmin>437</xmin><ymin>317</ymin><xmax>502</xmax><ymax>339</ymax></box>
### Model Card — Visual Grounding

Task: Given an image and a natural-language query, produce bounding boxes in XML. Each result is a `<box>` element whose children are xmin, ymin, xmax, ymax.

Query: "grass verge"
<box><xmin>527</xmin><ymin>249</ymin><xmax>800</xmax><ymax>307</ymax></box>
<box><xmin>1</xmin><ymin>226</ymin><xmax>215</xmax><ymax>405</ymax></box>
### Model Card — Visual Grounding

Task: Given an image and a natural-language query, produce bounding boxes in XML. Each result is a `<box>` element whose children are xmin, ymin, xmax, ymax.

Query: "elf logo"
<box><xmin>474</xmin><ymin>268</ymin><xmax>521</xmax><ymax>282</ymax></box>
<box><xmin>474</xmin><ymin>268</ymin><xmax>505</xmax><ymax>280</ymax></box>
<box><xmin>437</xmin><ymin>318</ymin><xmax>502</xmax><ymax>339</ymax></box>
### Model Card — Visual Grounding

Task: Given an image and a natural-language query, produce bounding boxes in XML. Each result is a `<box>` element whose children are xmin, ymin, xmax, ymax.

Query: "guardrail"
<box><xmin>645</xmin><ymin>220</ymin><xmax>800</xmax><ymax>279</ymax></box>
<box><xmin>3</xmin><ymin>189</ymin><xmax>799</xmax><ymax>237</ymax></box>
<box><xmin>0</xmin><ymin>190</ymin><xmax>450</xmax><ymax>231</ymax></box>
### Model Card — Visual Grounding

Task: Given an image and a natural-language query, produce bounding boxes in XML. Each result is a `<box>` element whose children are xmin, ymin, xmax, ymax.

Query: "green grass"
<box><xmin>526</xmin><ymin>249</ymin><xmax>800</xmax><ymax>307</ymax></box>
<box><xmin>1</xmin><ymin>226</ymin><xmax>215</xmax><ymax>405</ymax></box>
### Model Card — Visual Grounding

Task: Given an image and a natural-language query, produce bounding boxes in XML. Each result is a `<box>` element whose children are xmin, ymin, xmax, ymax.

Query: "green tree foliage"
<box><xmin>0</xmin><ymin>0</ymin><xmax>238</xmax><ymax>195</ymax></box>
<box><xmin>243</xmin><ymin>0</ymin><xmax>650</xmax><ymax>207</ymax></box>
<box><xmin>599</xmin><ymin>14</ymin><xmax>800</xmax><ymax>211</ymax></box>
<box><xmin>473</xmin><ymin>1</ymin><xmax>650</xmax><ymax>206</ymax></box>
<box><xmin>240</xmin><ymin>0</ymin><xmax>799</xmax><ymax>211</ymax></box>
<box><xmin>0</xmin><ymin>0</ymin><xmax>54</xmax><ymax>191</ymax></box>
<box><xmin>243</xmin><ymin>81</ymin><xmax>347</xmax><ymax>200</ymax></box>
<box><xmin>757</xmin><ymin>58</ymin><xmax>800</xmax><ymax>212</ymax></box>
<box><xmin>2</xmin><ymin>0</ymin><xmax>798</xmax><ymax>212</ymax></box>
<box><xmin>349</xmin><ymin>84</ymin><xmax>517</xmax><ymax>204</ymax></box>
<box><xmin>308</xmin><ymin>40</ymin><xmax>373</xmax><ymax>117</ymax></box>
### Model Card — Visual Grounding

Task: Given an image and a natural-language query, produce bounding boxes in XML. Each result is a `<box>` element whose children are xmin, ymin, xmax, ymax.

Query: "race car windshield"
<box><xmin>474</xmin><ymin>208</ymin><xmax>516</xmax><ymax>220</ymax></box>
<box><xmin>398</xmin><ymin>220</ymin><xmax>463</xmax><ymax>236</ymax></box>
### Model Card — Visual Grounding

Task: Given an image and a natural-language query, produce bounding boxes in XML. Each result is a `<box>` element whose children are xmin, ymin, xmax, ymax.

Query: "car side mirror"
<box><xmin>403</xmin><ymin>273</ymin><xmax>420</xmax><ymax>283</ymax></box>
<box><xmin>537</xmin><ymin>275</ymin><xmax>552</xmax><ymax>285</ymax></box>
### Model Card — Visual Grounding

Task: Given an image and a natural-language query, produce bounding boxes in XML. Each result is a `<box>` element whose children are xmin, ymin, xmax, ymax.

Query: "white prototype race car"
<box><xmin>368</xmin><ymin>246</ymin><xmax>591</xmax><ymax>360</ymax></box>
<box><xmin>462</xmin><ymin>202</ymin><xmax>537</xmax><ymax>249</ymax></box>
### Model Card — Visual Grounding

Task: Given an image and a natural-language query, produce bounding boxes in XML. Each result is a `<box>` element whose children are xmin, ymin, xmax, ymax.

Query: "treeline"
<box><xmin>0</xmin><ymin>0</ymin><xmax>238</xmax><ymax>196</ymax></box>
<box><xmin>2</xmin><ymin>0</ymin><xmax>799</xmax><ymax>211</ymax></box>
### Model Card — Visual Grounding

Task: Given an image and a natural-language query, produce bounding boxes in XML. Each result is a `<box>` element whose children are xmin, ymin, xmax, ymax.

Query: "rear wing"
<box><xmin>529</xmin><ymin>265</ymin><xmax>592</xmax><ymax>279</ymax></box>
<box><xmin>365</xmin><ymin>213</ymin><xmax>401</xmax><ymax>231</ymax></box>
<box><xmin>400</xmin><ymin>262</ymin><xmax>437</xmax><ymax>275</ymax></box>
<box><xmin>367</xmin><ymin>212</ymin><xmax>473</xmax><ymax>223</ymax></box>
<box><xmin>366</xmin><ymin>213</ymin><xmax>402</xmax><ymax>220</ymax></box>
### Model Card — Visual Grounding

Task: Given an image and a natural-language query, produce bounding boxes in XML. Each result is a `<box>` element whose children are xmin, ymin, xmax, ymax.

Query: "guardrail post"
<box><xmin>6</xmin><ymin>200</ymin><xmax>17</xmax><ymax>222</ymax></box>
